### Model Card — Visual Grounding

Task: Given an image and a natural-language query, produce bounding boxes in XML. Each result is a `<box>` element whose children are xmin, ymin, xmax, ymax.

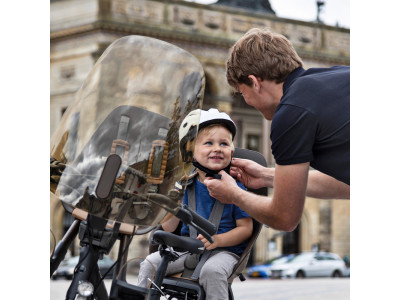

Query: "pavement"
<box><xmin>232</xmin><ymin>277</ymin><xmax>349</xmax><ymax>300</ymax></box>
<box><xmin>51</xmin><ymin>275</ymin><xmax>349</xmax><ymax>300</ymax></box>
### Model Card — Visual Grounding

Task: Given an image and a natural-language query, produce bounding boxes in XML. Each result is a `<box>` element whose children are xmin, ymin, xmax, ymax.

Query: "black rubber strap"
<box><xmin>192</xmin><ymin>161</ymin><xmax>231</xmax><ymax>179</ymax></box>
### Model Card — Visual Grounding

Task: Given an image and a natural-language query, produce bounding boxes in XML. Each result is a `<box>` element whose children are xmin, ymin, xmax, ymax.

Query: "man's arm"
<box><xmin>204</xmin><ymin>162</ymin><xmax>349</xmax><ymax>231</ymax></box>
<box><xmin>230</xmin><ymin>158</ymin><xmax>350</xmax><ymax>199</ymax></box>
<box><xmin>307</xmin><ymin>170</ymin><xmax>350</xmax><ymax>199</ymax></box>
<box><xmin>204</xmin><ymin>163</ymin><xmax>308</xmax><ymax>231</ymax></box>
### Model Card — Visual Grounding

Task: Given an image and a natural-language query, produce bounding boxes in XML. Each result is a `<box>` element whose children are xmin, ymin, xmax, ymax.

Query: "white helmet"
<box><xmin>198</xmin><ymin>108</ymin><xmax>236</xmax><ymax>139</ymax></box>
<box><xmin>178</xmin><ymin>108</ymin><xmax>236</xmax><ymax>163</ymax></box>
<box><xmin>179</xmin><ymin>109</ymin><xmax>201</xmax><ymax>163</ymax></box>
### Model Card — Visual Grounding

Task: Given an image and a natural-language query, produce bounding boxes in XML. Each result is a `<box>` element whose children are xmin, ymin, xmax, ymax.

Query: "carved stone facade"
<box><xmin>215</xmin><ymin>0</ymin><xmax>275</xmax><ymax>14</ymax></box>
<box><xmin>51</xmin><ymin>0</ymin><xmax>350</xmax><ymax>264</ymax></box>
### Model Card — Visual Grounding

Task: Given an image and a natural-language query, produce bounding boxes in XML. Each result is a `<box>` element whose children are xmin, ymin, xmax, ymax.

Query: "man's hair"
<box><xmin>226</xmin><ymin>28</ymin><xmax>303</xmax><ymax>91</ymax></box>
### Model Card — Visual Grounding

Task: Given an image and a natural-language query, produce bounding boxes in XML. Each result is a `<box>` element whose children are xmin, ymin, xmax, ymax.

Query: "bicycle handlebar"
<box><xmin>175</xmin><ymin>204</ymin><xmax>216</xmax><ymax>243</ymax></box>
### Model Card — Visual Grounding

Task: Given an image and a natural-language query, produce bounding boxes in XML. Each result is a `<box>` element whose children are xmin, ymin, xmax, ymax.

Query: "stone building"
<box><xmin>50</xmin><ymin>0</ymin><xmax>350</xmax><ymax>265</ymax></box>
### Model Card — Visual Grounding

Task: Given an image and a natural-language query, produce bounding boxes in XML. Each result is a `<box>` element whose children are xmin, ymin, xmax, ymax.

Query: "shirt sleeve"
<box><xmin>271</xmin><ymin>104</ymin><xmax>318</xmax><ymax>165</ymax></box>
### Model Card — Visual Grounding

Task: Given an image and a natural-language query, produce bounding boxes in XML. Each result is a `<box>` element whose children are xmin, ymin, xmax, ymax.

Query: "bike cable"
<box><xmin>93</xmin><ymin>225</ymin><xmax>137</xmax><ymax>295</ymax></box>
<box><xmin>73</xmin><ymin>223</ymin><xmax>94</xmax><ymax>275</ymax></box>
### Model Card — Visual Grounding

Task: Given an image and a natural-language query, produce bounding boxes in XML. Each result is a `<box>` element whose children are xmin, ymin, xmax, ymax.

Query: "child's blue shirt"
<box><xmin>180</xmin><ymin>178</ymin><xmax>250</xmax><ymax>255</ymax></box>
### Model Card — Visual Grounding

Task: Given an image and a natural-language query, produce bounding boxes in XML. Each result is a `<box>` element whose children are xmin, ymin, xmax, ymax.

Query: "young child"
<box><xmin>137</xmin><ymin>109</ymin><xmax>253</xmax><ymax>300</ymax></box>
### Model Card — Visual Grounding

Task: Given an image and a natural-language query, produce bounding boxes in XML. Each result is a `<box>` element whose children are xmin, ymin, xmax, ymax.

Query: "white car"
<box><xmin>268</xmin><ymin>252</ymin><xmax>346</xmax><ymax>279</ymax></box>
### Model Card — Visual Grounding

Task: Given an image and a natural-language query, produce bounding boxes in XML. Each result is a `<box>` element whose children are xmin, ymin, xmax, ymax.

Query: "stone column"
<box><xmin>318</xmin><ymin>199</ymin><xmax>332</xmax><ymax>251</ymax></box>
<box><xmin>262</xmin><ymin>118</ymin><xmax>274</xmax><ymax>167</ymax></box>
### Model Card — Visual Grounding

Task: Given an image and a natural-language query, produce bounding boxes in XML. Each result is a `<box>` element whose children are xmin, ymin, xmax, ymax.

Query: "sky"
<box><xmin>185</xmin><ymin>0</ymin><xmax>350</xmax><ymax>28</ymax></box>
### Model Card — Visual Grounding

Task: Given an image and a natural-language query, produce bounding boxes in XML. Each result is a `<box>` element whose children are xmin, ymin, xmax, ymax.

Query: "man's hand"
<box><xmin>197</xmin><ymin>234</ymin><xmax>219</xmax><ymax>250</ymax></box>
<box><xmin>203</xmin><ymin>171</ymin><xmax>241</xmax><ymax>204</ymax></box>
<box><xmin>230</xmin><ymin>158</ymin><xmax>273</xmax><ymax>189</ymax></box>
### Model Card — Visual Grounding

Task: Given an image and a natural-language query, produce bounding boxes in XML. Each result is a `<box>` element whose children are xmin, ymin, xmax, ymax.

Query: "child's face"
<box><xmin>194</xmin><ymin>125</ymin><xmax>233</xmax><ymax>171</ymax></box>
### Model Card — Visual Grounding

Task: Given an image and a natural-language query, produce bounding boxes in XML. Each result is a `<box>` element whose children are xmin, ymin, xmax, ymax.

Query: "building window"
<box><xmin>282</xmin><ymin>224</ymin><xmax>300</xmax><ymax>254</ymax></box>
<box><xmin>246</xmin><ymin>134</ymin><xmax>260</xmax><ymax>152</ymax></box>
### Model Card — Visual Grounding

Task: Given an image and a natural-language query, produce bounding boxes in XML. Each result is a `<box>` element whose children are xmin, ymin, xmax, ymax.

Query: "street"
<box><xmin>231</xmin><ymin>277</ymin><xmax>349</xmax><ymax>300</ymax></box>
<box><xmin>51</xmin><ymin>276</ymin><xmax>349</xmax><ymax>299</ymax></box>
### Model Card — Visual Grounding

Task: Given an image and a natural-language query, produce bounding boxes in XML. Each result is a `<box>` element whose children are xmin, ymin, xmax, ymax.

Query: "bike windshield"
<box><xmin>50</xmin><ymin>35</ymin><xmax>204</xmax><ymax>226</ymax></box>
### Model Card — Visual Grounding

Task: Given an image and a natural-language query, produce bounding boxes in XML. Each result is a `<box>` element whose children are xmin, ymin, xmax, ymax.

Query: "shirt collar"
<box><xmin>283</xmin><ymin>67</ymin><xmax>306</xmax><ymax>94</ymax></box>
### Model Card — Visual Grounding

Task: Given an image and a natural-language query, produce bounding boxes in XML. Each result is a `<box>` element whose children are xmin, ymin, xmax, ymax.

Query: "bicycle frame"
<box><xmin>50</xmin><ymin>203</ymin><xmax>213</xmax><ymax>300</ymax></box>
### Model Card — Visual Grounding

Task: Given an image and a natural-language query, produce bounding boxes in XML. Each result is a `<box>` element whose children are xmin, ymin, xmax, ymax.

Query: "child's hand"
<box><xmin>197</xmin><ymin>234</ymin><xmax>219</xmax><ymax>250</ymax></box>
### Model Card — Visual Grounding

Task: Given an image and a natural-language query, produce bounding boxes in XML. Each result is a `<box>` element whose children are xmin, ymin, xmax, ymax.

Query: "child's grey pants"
<box><xmin>137</xmin><ymin>249</ymin><xmax>239</xmax><ymax>300</ymax></box>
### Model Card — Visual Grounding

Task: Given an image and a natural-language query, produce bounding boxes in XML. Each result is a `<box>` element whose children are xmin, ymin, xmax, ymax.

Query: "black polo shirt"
<box><xmin>271</xmin><ymin>66</ymin><xmax>350</xmax><ymax>185</ymax></box>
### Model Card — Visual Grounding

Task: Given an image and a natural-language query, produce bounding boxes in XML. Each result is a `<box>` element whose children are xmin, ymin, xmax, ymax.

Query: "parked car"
<box><xmin>247</xmin><ymin>255</ymin><xmax>295</xmax><ymax>278</ymax></box>
<box><xmin>268</xmin><ymin>252</ymin><xmax>346</xmax><ymax>279</ymax></box>
<box><xmin>52</xmin><ymin>255</ymin><xmax>115</xmax><ymax>280</ymax></box>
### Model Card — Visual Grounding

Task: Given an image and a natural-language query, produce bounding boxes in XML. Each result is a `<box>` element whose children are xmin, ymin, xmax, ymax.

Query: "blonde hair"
<box><xmin>226</xmin><ymin>28</ymin><xmax>303</xmax><ymax>91</ymax></box>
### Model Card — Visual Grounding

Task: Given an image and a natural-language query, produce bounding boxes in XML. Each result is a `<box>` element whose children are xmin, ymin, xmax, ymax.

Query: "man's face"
<box><xmin>238</xmin><ymin>83</ymin><xmax>258</xmax><ymax>108</ymax></box>
<box><xmin>238</xmin><ymin>79</ymin><xmax>280</xmax><ymax>121</ymax></box>
<box><xmin>194</xmin><ymin>125</ymin><xmax>233</xmax><ymax>171</ymax></box>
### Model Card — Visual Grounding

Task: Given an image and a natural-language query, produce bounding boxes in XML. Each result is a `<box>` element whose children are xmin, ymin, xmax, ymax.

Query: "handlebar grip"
<box><xmin>175</xmin><ymin>205</ymin><xmax>216</xmax><ymax>243</ymax></box>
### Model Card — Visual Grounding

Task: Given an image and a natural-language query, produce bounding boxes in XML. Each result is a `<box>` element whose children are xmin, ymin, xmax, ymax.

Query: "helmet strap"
<box><xmin>192</xmin><ymin>160</ymin><xmax>231</xmax><ymax>180</ymax></box>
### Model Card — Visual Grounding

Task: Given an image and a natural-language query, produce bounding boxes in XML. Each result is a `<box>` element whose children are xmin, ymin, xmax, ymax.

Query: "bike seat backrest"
<box><xmin>227</xmin><ymin>148</ymin><xmax>267</xmax><ymax>283</ymax></box>
<box><xmin>232</xmin><ymin>148</ymin><xmax>268</xmax><ymax>196</ymax></box>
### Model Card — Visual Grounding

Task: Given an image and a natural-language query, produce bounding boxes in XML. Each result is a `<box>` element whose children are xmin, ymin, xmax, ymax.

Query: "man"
<box><xmin>203</xmin><ymin>28</ymin><xmax>349</xmax><ymax>232</ymax></box>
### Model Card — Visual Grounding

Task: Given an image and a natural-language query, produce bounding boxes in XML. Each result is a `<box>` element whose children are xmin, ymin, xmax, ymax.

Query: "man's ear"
<box><xmin>248</xmin><ymin>75</ymin><xmax>260</xmax><ymax>91</ymax></box>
